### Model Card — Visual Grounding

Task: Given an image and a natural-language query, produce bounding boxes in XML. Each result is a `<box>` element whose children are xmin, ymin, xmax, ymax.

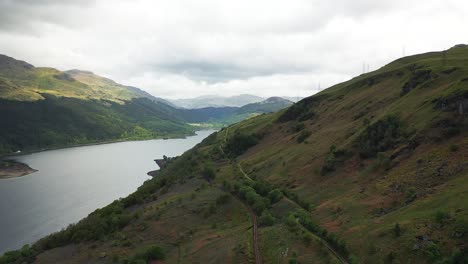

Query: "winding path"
<box><xmin>238</xmin><ymin>162</ymin><xmax>348</xmax><ymax>264</ymax></box>
<box><xmin>220</xmin><ymin>124</ymin><xmax>348</xmax><ymax>263</ymax></box>
<box><xmin>248</xmin><ymin>204</ymin><xmax>262</xmax><ymax>264</ymax></box>
<box><xmin>220</xmin><ymin>127</ymin><xmax>262</xmax><ymax>264</ymax></box>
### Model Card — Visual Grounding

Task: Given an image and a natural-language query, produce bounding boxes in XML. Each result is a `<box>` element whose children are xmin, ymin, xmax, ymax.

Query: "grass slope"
<box><xmin>2</xmin><ymin>45</ymin><xmax>468</xmax><ymax>264</ymax></box>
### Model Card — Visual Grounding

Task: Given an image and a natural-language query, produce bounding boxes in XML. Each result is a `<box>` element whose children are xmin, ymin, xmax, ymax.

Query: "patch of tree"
<box><xmin>294</xmin><ymin>210</ymin><xmax>353</xmax><ymax>262</ymax></box>
<box><xmin>0</xmin><ymin>96</ymin><xmax>193</xmax><ymax>155</ymax></box>
<box><xmin>433</xmin><ymin>88</ymin><xmax>468</xmax><ymax>114</ymax></box>
<box><xmin>296</xmin><ymin>130</ymin><xmax>311</xmax><ymax>143</ymax></box>
<box><xmin>321</xmin><ymin>145</ymin><xmax>351</xmax><ymax>175</ymax></box>
<box><xmin>34</xmin><ymin>173</ymin><xmax>175</xmax><ymax>251</ymax></box>
<box><xmin>393</xmin><ymin>223</ymin><xmax>402</xmax><ymax>237</ymax></box>
<box><xmin>356</xmin><ymin>115</ymin><xmax>404</xmax><ymax>158</ymax></box>
<box><xmin>122</xmin><ymin>176</ymin><xmax>168</xmax><ymax>207</ymax></box>
<box><xmin>281</xmin><ymin>189</ymin><xmax>312</xmax><ymax>211</ymax></box>
<box><xmin>0</xmin><ymin>146</ymin><xmax>210</xmax><ymax>262</ymax></box>
<box><xmin>293</xmin><ymin>121</ymin><xmax>305</xmax><ymax>132</ymax></box>
<box><xmin>277</xmin><ymin>95</ymin><xmax>328</xmax><ymax>123</ymax></box>
<box><xmin>124</xmin><ymin>244</ymin><xmax>165</xmax><ymax>263</ymax></box>
<box><xmin>223</xmin><ymin>131</ymin><xmax>261</xmax><ymax>157</ymax></box>
<box><xmin>434</xmin><ymin>210</ymin><xmax>451</xmax><ymax>226</ymax></box>
<box><xmin>236</xmin><ymin>185</ymin><xmax>271</xmax><ymax>215</ymax></box>
<box><xmin>0</xmin><ymin>245</ymin><xmax>36</xmax><ymax>264</ymax></box>
<box><xmin>401</xmin><ymin>66</ymin><xmax>434</xmax><ymax>96</ymax></box>
<box><xmin>268</xmin><ymin>189</ymin><xmax>283</xmax><ymax>204</ymax></box>
<box><xmin>429</xmin><ymin>117</ymin><xmax>465</xmax><ymax>142</ymax></box>
<box><xmin>258</xmin><ymin>210</ymin><xmax>276</xmax><ymax>226</ymax></box>
<box><xmin>215</xmin><ymin>194</ymin><xmax>231</xmax><ymax>206</ymax></box>
<box><xmin>202</xmin><ymin>165</ymin><xmax>216</xmax><ymax>182</ymax></box>
<box><xmin>345</xmin><ymin>70</ymin><xmax>395</xmax><ymax>92</ymax></box>
<box><xmin>231</xmin><ymin>180</ymin><xmax>284</xmax><ymax>215</ymax></box>
<box><xmin>35</xmin><ymin>200</ymin><xmax>134</xmax><ymax>251</ymax></box>
<box><xmin>198</xmin><ymin>131</ymin><xmax>219</xmax><ymax>147</ymax></box>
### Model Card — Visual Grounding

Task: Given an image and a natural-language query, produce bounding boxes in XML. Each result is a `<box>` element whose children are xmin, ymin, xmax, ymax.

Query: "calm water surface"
<box><xmin>0</xmin><ymin>130</ymin><xmax>215</xmax><ymax>253</ymax></box>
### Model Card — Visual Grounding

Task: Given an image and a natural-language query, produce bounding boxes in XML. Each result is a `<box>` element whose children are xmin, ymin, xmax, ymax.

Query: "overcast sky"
<box><xmin>0</xmin><ymin>0</ymin><xmax>466</xmax><ymax>99</ymax></box>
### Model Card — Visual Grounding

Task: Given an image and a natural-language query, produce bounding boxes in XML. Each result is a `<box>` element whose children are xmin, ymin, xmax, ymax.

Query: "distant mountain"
<box><xmin>125</xmin><ymin>86</ymin><xmax>177</xmax><ymax>107</ymax></box>
<box><xmin>179</xmin><ymin>97</ymin><xmax>293</xmax><ymax>125</ymax></box>
<box><xmin>0</xmin><ymin>54</ymin><xmax>193</xmax><ymax>155</ymax></box>
<box><xmin>281</xmin><ymin>96</ymin><xmax>304</xmax><ymax>102</ymax></box>
<box><xmin>237</xmin><ymin>96</ymin><xmax>293</xmax><ymax>114</ymax></box>
<box><xmin>170</xmin><ymin>94</ymin><xmax>265</xmax><ymax>108</ymax></box>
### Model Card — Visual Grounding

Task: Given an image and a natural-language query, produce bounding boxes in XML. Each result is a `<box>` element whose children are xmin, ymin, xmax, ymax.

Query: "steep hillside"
<box><xmin>0</xmin><ymin>55</ymin><xmax>194</xmax><ymax>155</ymax></box>
<box><xmin>2</xmin><ymin>46</ymin><xmax>467</xmax><ymax>264</ymax></box>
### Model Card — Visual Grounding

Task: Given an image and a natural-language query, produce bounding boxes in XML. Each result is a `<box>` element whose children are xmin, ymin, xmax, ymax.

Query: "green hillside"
<box><xmin>180</xmin><ymin>97</ymin><xmax>293</xmax><ymax>126</ymax></box>
<box><xmin>2</xmin><ymin>45</ymin><xmax>468</xmax><ymax>264</ymax></box>
<box><xmin>0</xmin><ymin>54</ymin><xmax>194</xmax><ymax>155</ymax></box>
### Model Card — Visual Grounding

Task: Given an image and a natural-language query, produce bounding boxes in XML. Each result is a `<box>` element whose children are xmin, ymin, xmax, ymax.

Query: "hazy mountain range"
<box><xmin>169</xmin><ymin>94</ymin><xmax>302</xmax><ymax>109</ymax></box>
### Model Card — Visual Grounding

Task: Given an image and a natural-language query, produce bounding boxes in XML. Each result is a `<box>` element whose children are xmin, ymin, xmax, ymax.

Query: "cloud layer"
<box><xmin>0</xmin><ymin>0</ymin><xmax>466</xmax><ymax>98</ymax></box>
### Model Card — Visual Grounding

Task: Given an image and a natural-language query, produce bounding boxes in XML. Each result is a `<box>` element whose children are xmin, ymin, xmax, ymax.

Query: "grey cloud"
<box><xmin>0</xmin><ymin>0</ymin><xmax>466</xmax><ymax>99</ymax></box>
<box><xmin>0</xmin><ymin>0</ymin><xmax>95</xmax><ymax>33</ymax></box>
<box><xmin>147</xmin><ymin>61</ymin><xmax>316</xmax><ymax>83</ymax></box>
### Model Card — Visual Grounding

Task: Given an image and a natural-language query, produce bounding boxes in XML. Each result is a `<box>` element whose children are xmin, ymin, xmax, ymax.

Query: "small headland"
<box><xmin>147</xmin><ymin>158</ymin><xmax>168</xmax><ymax>177</ymax></box>
<box><xmin>0</xmin><ymin>159</ymin><xmax>38</xmax><ymax>179</ymax></box>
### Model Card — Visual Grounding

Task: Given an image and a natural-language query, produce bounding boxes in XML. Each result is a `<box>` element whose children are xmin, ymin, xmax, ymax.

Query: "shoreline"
<box><xmin>0</xmin><ymin>160</ymin><xmax>38</xmax><ymax>179</ymax></box>
<box><xmin>0</xmin><ymin>132</ymin><xmax>197</xmax><ymax>159</ymax></box>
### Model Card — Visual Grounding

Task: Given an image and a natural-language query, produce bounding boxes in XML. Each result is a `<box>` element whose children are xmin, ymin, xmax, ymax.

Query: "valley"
<box><xmin>0</xmin><ymin>55</ymin><xmax>291</xmax><ymax>156</ymax></box>
<box><xmin>1</xmin><ymin>45</ymin><xmax>466</xmax><ymax>263</ymax></box>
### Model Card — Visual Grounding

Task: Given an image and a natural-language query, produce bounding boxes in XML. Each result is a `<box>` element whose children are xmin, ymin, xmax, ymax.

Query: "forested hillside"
<box><xmin>0</xmin><ymin>54</ymin><xmax>194</xmax><ymax>155</ymax></box>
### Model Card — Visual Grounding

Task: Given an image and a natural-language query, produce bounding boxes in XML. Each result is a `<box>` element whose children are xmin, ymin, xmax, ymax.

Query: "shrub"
<box><xmin>320</xmin><ymin>145</ymin><xmax>350</xmax><ymax>175</ymax></box>
<box><xmin>293</xmin><ymin>122</ymin><xmax>305</xmax><ymax>132</ymax></box>
<box><xmin>302</xmin><ymin>233</ymin><xmax>312</xmax><ymax>245</ymax></box>
<box><xmin>253</xmin><ymin>181</ymin><xmax>273</xmax><ymax>196</ymax></box>
<box><xmin>285</xmin><ymin>214</ymin><xmax>298</xmax><ymax>229</ymax></box>
<box><xmin>297</xmin><ymin>130</ymin><xmax>311</xmax><ymax>143</ymax></box>
<box><xmin>357</xmin><ymin>115</ymin><xmax>404</xmax><ymax>158</ymax></box>
<box><xmin>321</xmin><ymin>145</ymin><xmax>337</xmax><ymax>175</ymax></box>
<box><xmin>0</xmin><ymin>245</ymin><xmax>36</xmax><ymax>264</ymax></box>
<box><xmin>424</xmin><ymin>242</ymin><xmax>442</xmax><ymax>262</ymax></box>
<box><xmin>277</xmin><ymin>95</ymin><xmax>326</xmax><ymax>122</ymax></box>
<box><xmin>131</xmin><ymin>245</ymin><xmax>165</xmax><ymax>262</ymax></box>
<box><xmin>216</xmin><ymin>194</ymin><xmax>231</xmax><ymax>206</ymax></box>
<box><xmin>393</xmin><ymin>223</ymin><xmax>401</xmax><ymax>237</ymax></box>
<box><xmin>202</xmin><ymin>165</ymin><xmax>216</xmax><ymax>181</ymax></box>
<box><xmin>268</xmin><ymin>189</ymin><xmax>283</xmax><ymax>204</ymax></box>
<box><xmin>252</xmin><ymin>198</ymin><xmax>269</xmax><ymax>215</ymax></box>
<box><xmin>224</xmin><ymin>132</ymin><xmax>260</xmax><ymax>157</ymax></box>
<box><xmin>377</xmin><ymin>152</ymin><xmax>392</xmax><ymax>170</ymax></box>
<box><xmin>259</xmin><ymin>211</ymin><xmax>276</xmax><ymax>226</ymax></box>
<box><xmin>449</xmin><ymin>144</ymin><xmax>459</xmax><ymax>152</ymax></box>
<box><xmin>435</xmin><ymin>210</ymin><xmax>450</xmax><ymax>225</ymax></box>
